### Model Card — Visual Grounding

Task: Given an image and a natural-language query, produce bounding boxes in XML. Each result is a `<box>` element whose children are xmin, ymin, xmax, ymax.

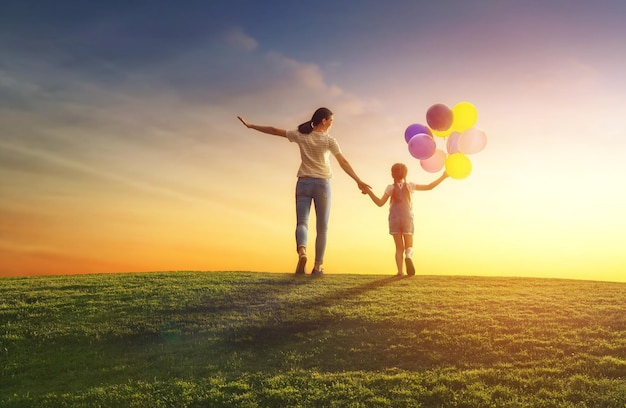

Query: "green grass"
<box><xmin>2</xmin><ymin>272</ymin><xmax>626</xmax><ymax>407</ymax></box>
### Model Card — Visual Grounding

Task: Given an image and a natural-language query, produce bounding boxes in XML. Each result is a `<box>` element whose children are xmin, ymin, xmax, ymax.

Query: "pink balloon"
<box><xmin>459</xmin><ymin>127</ymin><xmax>487</xmax><ymax>154</ymax></box>
<box><xmin>408</xmin><ymin>133</ymin><xmax>436</xmax><ymax>160</ymax></box>
<box><xmin>420</xmin><ymin>149</ymin><xmax>446</xmax><ymax>173</ymax></box>
<box><xmin>446</xmin><ymin>131</ymin><xmax>461</xmax><ymax>154</ymax></box>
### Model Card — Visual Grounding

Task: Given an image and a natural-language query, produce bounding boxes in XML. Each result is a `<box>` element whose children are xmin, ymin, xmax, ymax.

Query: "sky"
<box><xmin>2</xmin><ymin>0</ymin><xmax>626</xmax><ymax>282</ymax></box>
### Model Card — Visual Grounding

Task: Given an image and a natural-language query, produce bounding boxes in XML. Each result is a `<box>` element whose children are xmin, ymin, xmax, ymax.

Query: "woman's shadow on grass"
<box><xmin>223</xmin><ymin>275</ymin><xmax>409</xmax><ymax>347</ymax></box>
<box><xmin>310</xmin><ymin>275</ymin><xmax>406</xmax><ymax>307</ymax></box>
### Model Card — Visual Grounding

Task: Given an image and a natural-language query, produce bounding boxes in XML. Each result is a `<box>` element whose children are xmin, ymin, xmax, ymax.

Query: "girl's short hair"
<box><xmin>391</xmin><ymin>163</ymin><xmax>408</xmax><ymax>182</ymax></box>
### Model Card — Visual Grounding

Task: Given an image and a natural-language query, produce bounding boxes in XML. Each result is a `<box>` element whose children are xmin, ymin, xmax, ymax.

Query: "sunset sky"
<box><xmin>2</xmin><ymin>1</ymin><xmax>626</xmax><ymax>282</ymax></box>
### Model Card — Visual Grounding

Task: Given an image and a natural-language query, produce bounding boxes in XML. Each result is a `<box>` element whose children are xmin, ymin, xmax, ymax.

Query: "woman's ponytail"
<box><xmin>297</xmin><ymin>107</ymin><xmax>333</xmax><ymax>134</ymax></box>
<box><xmin>298</xmin><ymin>121</ymin><xmax>314</xmax><ymax>134</ymax></box>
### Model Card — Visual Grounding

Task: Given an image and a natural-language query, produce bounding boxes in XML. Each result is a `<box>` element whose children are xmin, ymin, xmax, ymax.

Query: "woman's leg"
<box><xmin>295</xmin><ymin>179</ymin><xmax>313</xmax><ymax>255</ymax></box>
<box><xmin>392</xmin><ymin>234</ymin><xmax>405</xmax><ymax>275</ymax></box>
<box><xmin>312</xmin><ymin>179</ymin><xmax>331</xmax><ymax>270</ymax></box>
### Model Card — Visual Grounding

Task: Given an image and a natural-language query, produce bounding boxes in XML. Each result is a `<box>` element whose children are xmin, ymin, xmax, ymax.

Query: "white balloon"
<box><xmin>459</xmin><ymin>128</ymin><xmax>487</xmax><ymax>154</ymax></box>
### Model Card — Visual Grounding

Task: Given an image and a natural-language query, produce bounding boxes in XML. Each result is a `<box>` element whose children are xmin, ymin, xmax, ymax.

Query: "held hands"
<box><xmin>358</xmin><ymin>181</ymin><xmax>372</xmax><ymax>195</ymax></box>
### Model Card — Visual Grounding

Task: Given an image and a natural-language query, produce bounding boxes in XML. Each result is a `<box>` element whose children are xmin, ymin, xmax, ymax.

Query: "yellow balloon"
<box><xmin>445</xmin><ymin>153</ymin><xmax>472</xmax><ymax>179</ymax></box>
<box><xmin>452</xmin><ymin>102</ymin><xmax>478</xmax><ymax>132</ymax></box>
<box><xmin>430</xmin><ymin>127</ymin><xmax>453</xmax><ymax>138</ymax></box>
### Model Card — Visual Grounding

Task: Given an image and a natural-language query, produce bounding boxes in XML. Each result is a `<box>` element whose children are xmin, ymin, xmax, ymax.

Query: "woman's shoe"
<box><xmin>295</xmin><ymin>253</ymin><xmax>307</xmax><ymax>274</ymax></box>
<box><xmin>311</xmin><ymin>268</ymin><xmax>324</xmax><ymax>276</ymax></box>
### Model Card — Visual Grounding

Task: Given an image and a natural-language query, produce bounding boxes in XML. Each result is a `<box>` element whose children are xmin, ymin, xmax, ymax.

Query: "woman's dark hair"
<box><xmin>297</xmin><ymin>107</ymin><xmax>333</xmax><ymax>134</ymax></box>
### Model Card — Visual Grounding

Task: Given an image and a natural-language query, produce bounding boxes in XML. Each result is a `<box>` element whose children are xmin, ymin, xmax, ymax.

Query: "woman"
<box><xmin>237</xmin><ymin>107</ymin><xmax>370</xmax><ymax>275</ymax></box>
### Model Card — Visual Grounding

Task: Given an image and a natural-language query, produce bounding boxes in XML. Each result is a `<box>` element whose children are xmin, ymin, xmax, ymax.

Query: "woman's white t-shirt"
<box><xmin>286</xmin><ymin>129</ymin><xmax>342</xmax><ymax>178</ymax></box>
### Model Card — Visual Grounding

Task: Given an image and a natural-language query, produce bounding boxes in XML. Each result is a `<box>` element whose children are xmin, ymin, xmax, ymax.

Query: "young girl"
<box><xmin>363</xmin><ymin>163</ymin><xmax>448</xmax><ymax>276</ymax></box>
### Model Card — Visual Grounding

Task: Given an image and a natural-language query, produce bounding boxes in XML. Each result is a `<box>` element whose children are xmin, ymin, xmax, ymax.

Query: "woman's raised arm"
<box><xmin>237</xmin><ymin>116</ymin><xmax>287</xmax><ymax>138</ymax></box>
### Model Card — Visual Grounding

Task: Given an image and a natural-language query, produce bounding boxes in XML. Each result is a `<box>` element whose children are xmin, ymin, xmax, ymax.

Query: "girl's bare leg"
<box><xmin>403</xmin><ymin>234</ymin><xmax>415</xmax><ymax>275</ymax></box>
<box><xmin>392</xmin><ymin>234</ymin><xmax>405</xmax><ymax>275</ymax></box>
<box><xmin>403</xmin><ymin>234</ymin><xmax>413</xmax><ymax>257</ymax></box>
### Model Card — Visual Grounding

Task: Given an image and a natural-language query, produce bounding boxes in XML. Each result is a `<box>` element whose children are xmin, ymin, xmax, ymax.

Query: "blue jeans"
<box><xmin>295</xmin><ymin>178</ymin><xmax>331</xmax><ymax>265</ymax></box>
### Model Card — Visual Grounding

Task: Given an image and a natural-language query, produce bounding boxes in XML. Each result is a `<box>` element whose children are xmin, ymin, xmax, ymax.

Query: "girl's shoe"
<box><xmin>311</xmin><ymin>268</ymin><xmax>324</xmax><ymax>276</ymax></box>
<box><xmin>295</xmin><ymin>253</ymin><xmax>307</xmax><ymax>274</ymax></box>
<box><xmin>405</xmin><ymin>258</ymin><xmax>415</xmax><ymax>276</ymax></box>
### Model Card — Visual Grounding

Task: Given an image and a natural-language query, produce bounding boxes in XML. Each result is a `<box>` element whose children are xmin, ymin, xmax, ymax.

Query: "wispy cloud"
<box><xmin>0</xmin><ymin>140</ymin><xmax>204</xmax><ymax>204</ymax></box>
<box><xmin>223</xmin><ymin>27</ymin><xmax>258</xmax><ymax>51</ymax></box>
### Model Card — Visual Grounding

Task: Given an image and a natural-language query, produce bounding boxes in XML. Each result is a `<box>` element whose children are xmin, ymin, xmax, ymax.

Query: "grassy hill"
<box><xmin>1</xmin><ymin>272</ymin><xmax>626</xmax><ymax>407</ymax></box>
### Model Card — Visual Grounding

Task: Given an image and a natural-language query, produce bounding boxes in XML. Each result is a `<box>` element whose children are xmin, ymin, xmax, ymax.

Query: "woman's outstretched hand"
<box><xmin>237</xmin><ymin>116</ymin><xmax>251</xmax><ymax>128</ymax></box>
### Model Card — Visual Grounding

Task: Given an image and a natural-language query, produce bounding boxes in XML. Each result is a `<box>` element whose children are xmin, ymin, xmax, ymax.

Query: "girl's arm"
<box><xmin>413</xmin><ymin>172</ymin><xmax>449</xmax><ymax>191</ymax></box>
<box><xmin>237</xmin><ymin>116</ymin><xmax>287</xmax><ymax>138</ymax></box>
<box><xmin>365</xmin><ymin>189</ymin><xmax>390</xmax><ymax>207</ymax></box>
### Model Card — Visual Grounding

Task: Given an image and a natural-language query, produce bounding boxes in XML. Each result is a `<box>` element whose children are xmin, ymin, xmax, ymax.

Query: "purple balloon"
<box><xmin>408</xmin><ymin>133</ymin><xmax>436</xmax><ymax>160</ymax></box>
<box><xmin>404</xmin><ymin>123</ymin><xmax>433</xmax><ymax>143</ymax></box>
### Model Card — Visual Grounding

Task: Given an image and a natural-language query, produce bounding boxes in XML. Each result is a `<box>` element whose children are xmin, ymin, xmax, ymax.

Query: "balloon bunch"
<box><xmin>404</xmin><ymin>102</ymin><xmax>487</xmax><ymax>179</ymax></box>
